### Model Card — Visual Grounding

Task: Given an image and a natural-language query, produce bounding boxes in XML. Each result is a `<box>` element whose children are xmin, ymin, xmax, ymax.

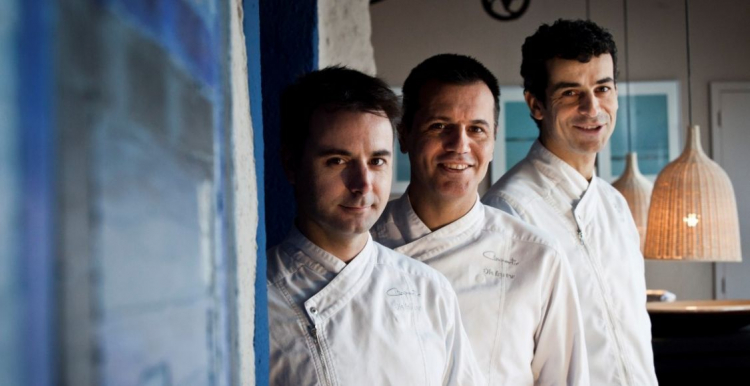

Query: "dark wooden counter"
<box><xmin>652</xmin><ymin>326</ymin><xmax>750</xmax><ymax>385</ymax></box>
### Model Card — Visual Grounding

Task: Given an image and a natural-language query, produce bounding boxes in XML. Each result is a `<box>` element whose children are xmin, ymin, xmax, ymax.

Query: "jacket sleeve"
<box><xmin>532</xmin><ymin>248</ymin><xmax>591</xmax><ymax>386</ymax></box>
<box><xmin>441</xmin><ymin>286</ymin><xmax>487</xmax><ymax>386</ymax></box>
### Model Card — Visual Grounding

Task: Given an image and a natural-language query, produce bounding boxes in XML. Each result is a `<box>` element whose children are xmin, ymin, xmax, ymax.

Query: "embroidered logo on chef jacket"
<box><xmin>386</xmin><ymin>287</ymin><xmax>422</xmax><ymax>312</ymax></box>
<box><xmin>481</xmin><ymin>251</ymin><xmax>517</xmax><ymax>280</ymax></box>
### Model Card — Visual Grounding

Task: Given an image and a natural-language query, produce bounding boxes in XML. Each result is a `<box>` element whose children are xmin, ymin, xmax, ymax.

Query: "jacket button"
<box><xmin>309</xmin><ymin>307</ymin><xmax>318</xmax><ymax>315</ymax></box>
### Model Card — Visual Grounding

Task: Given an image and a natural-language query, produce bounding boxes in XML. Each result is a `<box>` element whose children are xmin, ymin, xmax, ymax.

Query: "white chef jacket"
<box><xmin>267</xmin><ymin>227</ymin><xmax>485</xmax><ymax>386</ymax></box>
<box><xmin>482</xmin><ymin>140</ymin><xmax>657</xmax><ymax>386</ymax></box>
<box><xmin>372</xmin><ymin>195</ymin><xmax>589</xmax><ymax>386</ymax></box>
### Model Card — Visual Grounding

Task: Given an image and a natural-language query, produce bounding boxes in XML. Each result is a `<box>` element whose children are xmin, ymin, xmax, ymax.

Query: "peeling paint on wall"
<box><xmin>228</xmin><ymin>0</ymin><xmax>259</xmax><ymax>383</ymax></box>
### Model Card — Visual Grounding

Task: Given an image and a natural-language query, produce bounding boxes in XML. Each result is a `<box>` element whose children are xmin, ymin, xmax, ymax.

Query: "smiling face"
<box><xmin>403</xmin><ymin>81</ymin><xmax>495</xmax><ymax>209</ymax></box>
<box><xmin>290</xmin><ymin>108</ymin><xmax>393</xmax><ymax>247</ymax></box>
<box><xmin>526</xmin><ymin>54</ymin><xmax>618</xmax><ymax>176</ymax></box>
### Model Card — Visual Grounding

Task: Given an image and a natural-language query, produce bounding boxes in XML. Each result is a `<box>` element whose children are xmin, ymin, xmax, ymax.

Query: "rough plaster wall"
<box><xmin>318</xmin><ymin>0</ymin><xmax>376</xmax><ymax>75</ymax></box>
<box><xmin>371</xmin><ymin>0</ymin><xmax>750</xmax><ymax>300</ymax></box>
<box><xmin>228</xmin><ymin>0</ymin><xmax>258</xmax><ymax>384</ymax></box>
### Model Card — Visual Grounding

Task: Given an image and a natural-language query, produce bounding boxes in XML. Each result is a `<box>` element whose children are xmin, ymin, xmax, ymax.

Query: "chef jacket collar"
<box><xmin>394</xmin><ymin>191</ymin><xmax>484</xmax><ymax>247</ymax></box>
<box><xmin>527</xmin><ymin>140</ymin><xmax>602</xmax><ymax>226</ymax></box>
<box><xmin>285</xmin><ymin>226</ymin><xmax>376</xmax><ymax>322</ymax></box>
<box><xmin>286</xmin><ymin>225</ymin><xmax>349</xmax><ymax>274</ymax></box>
<box><xmin>527</xmin><ymin>140</ymin><xmax>599</xmax><ymax>206</ymax></box>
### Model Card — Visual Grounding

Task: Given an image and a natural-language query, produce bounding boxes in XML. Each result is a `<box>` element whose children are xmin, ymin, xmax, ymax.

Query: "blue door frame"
<box><xmin>245</xmin><ymin>0</ymin><xmax>319</xmax><ymax>384</ymax></box>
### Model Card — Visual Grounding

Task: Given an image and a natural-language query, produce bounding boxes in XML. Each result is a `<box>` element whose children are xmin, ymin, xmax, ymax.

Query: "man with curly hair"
<box><xmin>483</xmin><ymin>19</ymin><xmax>658</xmax><ymax>385</ymax></box>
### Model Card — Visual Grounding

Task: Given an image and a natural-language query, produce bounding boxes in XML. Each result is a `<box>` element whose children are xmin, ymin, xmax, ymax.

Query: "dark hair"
<box><xmin>280</xmin><ymin>66</ymin><xmax>400</xmax><ymax>169</ymax></box>
<box><xmin>400</xmin><ymin>54</ymin><xmax>500</xmax><ymax>143</ymax></box>
<box><xmin>521</xmin><ymin>19</ymin><xmax>618</xmax><ymax>126</ymax></box>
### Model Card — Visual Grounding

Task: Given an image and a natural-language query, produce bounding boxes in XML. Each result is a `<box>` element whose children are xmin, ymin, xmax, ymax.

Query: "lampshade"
<box><xmin>644</xmin><ymin>125</ymin><xmax>742</xmax><ymax>261</ymax></box>
<box><xmin>612</xmin><ymin>152</ymin><xmax>653</xmax><ymax>252</ymax></box>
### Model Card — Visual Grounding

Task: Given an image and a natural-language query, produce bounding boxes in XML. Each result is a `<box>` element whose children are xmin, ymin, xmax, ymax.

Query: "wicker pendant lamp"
<box><xmin>644</xmin><ymin>125</ymin><xmax>741</xmax><ymax>261</ymax></box>
<box><xmin>613</xmin><ymin>153</ymin><xmax>653</xmax><ymax>251</ymax></box>
<box><xmin>643</xmin><ymin>0</ymin><xmax>742</xmax><ymax>262</ymax></box>
<box><xmin>612</xmin><ymin>0</ymin><xmax>653</xmax><ymax>252</ymax></box>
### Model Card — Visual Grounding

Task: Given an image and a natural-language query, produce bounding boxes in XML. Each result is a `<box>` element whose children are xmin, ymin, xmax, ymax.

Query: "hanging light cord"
<box><xmin>685</xmin><ymin>0</ymin><xmax>693</xmax><ymax>124</ymax></box>
<box><xmin>623</xmin><ymin>0</ymin><xmax>632</xmax><ymax>153</ymax></box>
<box><xmin>585</xmin><ymin>0</ymin><xmax>591</xmax><ymax>20</ymax></box>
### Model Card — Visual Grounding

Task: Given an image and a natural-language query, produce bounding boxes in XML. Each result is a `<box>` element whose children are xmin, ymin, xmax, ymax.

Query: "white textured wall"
<box><xmin>318</xmin><ymin>0</ymin><xmax>377</xmax><ymax>75</ymax></box>
<box><xmin>371</xmin><ymin>0</ymin><xmax>750</xmax><ymax>300</ymax></box>
<box><xmin>229</xmin><ymin>0</ymin><xmax>258</xmax><ymax>384</ymax></box>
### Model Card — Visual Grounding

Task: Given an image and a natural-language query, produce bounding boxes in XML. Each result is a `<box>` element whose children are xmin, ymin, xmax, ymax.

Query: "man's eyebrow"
<box><xmin>316</xmin><ymin>148</ymin><xmax>393</xmax><ymax>158</ymax></box>
<box><xmin>550</xmin><ymin>82</ymin><xmax>581</xmax><ymax>93</ymax></box>
<box><xmin>372</xmin><ymin>149</ymin><xmax>392</xmax><ymax>158</ymax></box>
<box><xmin>425</xmin><ymin>116</ymin><xmax>491</xmax><ymax>126</ymax></box>
<box><xmin>317</xmin><ymin>148</ymin><xmax>352</xmax><ymax>157</ymax></box>
<box><xmin>424</xmin><ymin>115</ymin><xmax>453</xmax><ymax>122</ymax></box>
<box><xmin>550</xmin><ymin>77</ymin><xmax>615</xmax><ymax>93</ymax></box>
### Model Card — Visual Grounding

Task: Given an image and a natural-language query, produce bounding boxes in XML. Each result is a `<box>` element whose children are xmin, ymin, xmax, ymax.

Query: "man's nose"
<box><xmin>444</xmin><ymin>126</ymin><xmax>470</xmax><ymax>153</ymax></box>
<box><xmin>579</xmin><ymin>91</ymin><xmax>601</xmax><ymax>117</ymax></box>
<box><xmin>347</xmin><ymin>162</ymin><xmax>373</xmax><ymax>194</ymax></box>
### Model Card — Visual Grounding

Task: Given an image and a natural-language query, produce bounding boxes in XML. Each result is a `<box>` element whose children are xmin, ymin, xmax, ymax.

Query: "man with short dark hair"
<box><xmin>268</xmin><ymin>66</ymin><xmax>484</xmax><ymax>385</ymax></box>
<box><xmin>373</xmin><ymin>54</ymin><xmax>589</xmax><ymax>385</ymax></box>
<box><xmin>483</xmin><ymin>20</ymin><xmax>658</xmax><ymax>385</ymax></box>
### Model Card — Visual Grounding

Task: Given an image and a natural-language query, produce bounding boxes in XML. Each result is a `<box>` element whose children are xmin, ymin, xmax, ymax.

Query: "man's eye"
<box><xmin>597</xmin><ymin>86</ymin><xmax>612</xmax><ymax>93</ymax></box>
<box><xmin>326</xmin><ymin>158</ymin><xmax>345</xmax><ymax>166</ymax></box>
<box><xmin>562</xmin><ymin>90</ymin><xmax>577</xmax><ymax>97</ymax></box>
<box><xmin>469</xmin><ymin>126</ymin><xmax>486</xmax><ymax>134</ymax></box>
<box><xmin>429</xmin><ymin>123</ymin><xmax>446</xmax><ymax>130</ymax></box>
<box><xmin>371</xmin><ymin>158</ymin><xmax>386</xmax><ymax>166</ymax></box>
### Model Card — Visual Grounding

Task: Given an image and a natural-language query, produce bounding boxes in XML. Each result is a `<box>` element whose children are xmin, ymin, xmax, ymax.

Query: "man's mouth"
<box><xmin>340</xmin><ymin>204</ymin><xmax>373</xmax><ymax>212</ymax></box>
<box><xmin>574</xmin><ymin>124</ymin><xmax>603</xmax><ymax>131</ymax></box>
<box><xmin>442</xmin><ymin>163</ymin><xmax>470</xmax><ymax>171</ymax></box>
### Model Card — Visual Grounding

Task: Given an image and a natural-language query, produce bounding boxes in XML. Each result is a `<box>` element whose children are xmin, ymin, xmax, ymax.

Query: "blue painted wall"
<box><xmin>0</xmin><ymin>1</ymin><xmax>25</xmax><ymax>385</ymax></box>
<box><xmin>18</xmin><ymin>0</ymin><xmax>57</xmax><ymax>384</ymax></box>
<box><xmin>251</xmin><ymin>2</ymin><xmax>318</xmax><ymax>383</ymax></box>
<box><xmin>260</xmin><ymin>0</ymin><xmax>318</xmax><ymax>248</ymax></box>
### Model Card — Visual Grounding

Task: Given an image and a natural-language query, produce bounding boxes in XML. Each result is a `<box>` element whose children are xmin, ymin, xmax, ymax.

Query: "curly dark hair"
<box><xmin>400</xmin><ymin>54</ymin><xmax>500</xmax><ymax>144</ymax></box>
<box><xmin>521</xmin><ymin>19</ymin><xmax>618</xmax><ymax>124</ymax></box>
<box><xmin>280</xmin><ymin>66</ymin><xmax>401</xmax><ymax>170</ymax></box>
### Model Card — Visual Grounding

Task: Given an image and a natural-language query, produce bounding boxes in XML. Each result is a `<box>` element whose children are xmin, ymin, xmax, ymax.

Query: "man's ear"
<box><xmin>397</xmin><ymin>123</ymin><xmax>409</xmax><ymax>154</ymax></box>
<box><xmin>524</xmin><ymin>91</ymin><xmax>545</xmax><ymax>121</ymax></box>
